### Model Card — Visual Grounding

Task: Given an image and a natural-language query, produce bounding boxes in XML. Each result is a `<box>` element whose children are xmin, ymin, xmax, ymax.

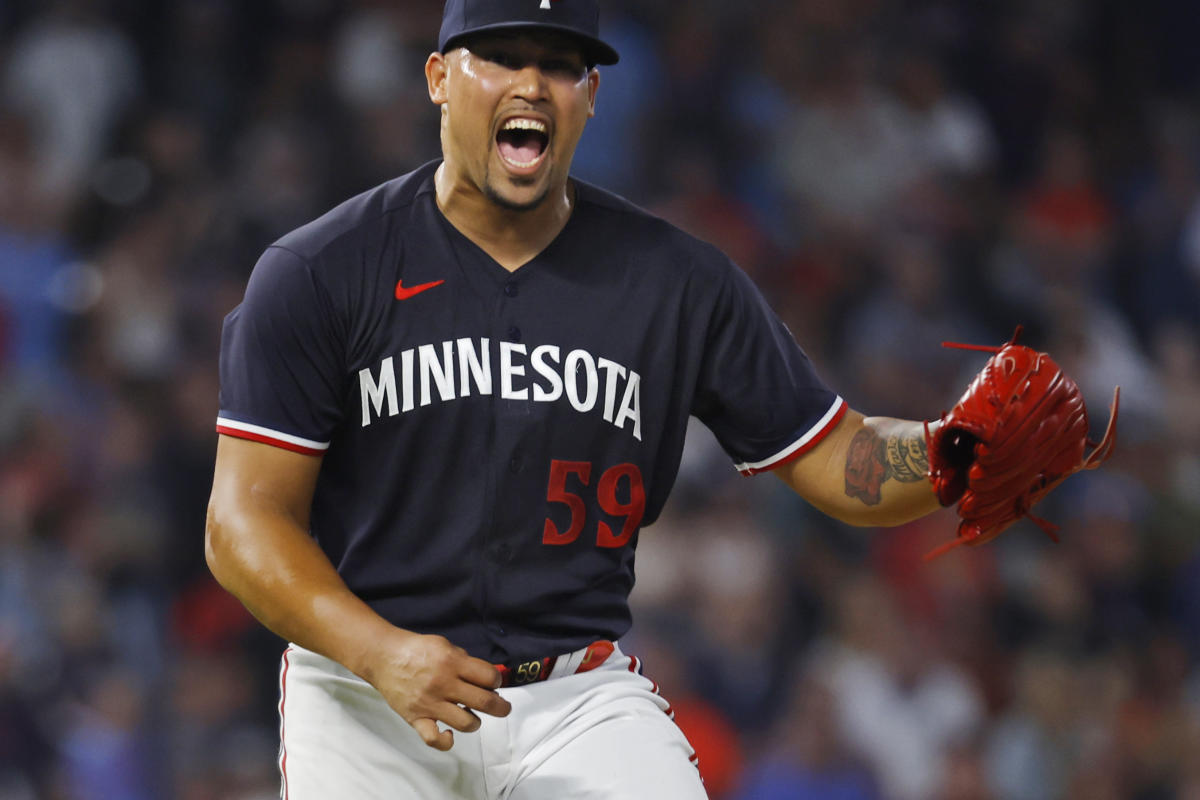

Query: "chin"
<box><xmin>484</xmin><ymin>177</ymin><xmax>552</xmax><ymax>212</ymax></box>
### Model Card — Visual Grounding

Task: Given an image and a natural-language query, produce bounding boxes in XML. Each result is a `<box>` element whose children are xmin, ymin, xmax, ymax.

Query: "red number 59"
<box><xmin>542</xmin><ymin>459</ymin><xmax>646</xmax><ymax>548</ymax></box>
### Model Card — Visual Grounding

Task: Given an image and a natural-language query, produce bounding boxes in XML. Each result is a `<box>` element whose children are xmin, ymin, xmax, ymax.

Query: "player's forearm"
<box><xmin>836</xmin><ymin>416</ymin><xmax>942</xmax><ymax>525</ymax></box>
<box><xmin>205</xmin><ymin>502</ymin><xmax>398</xmax><ymax>680</ymax></box>
<box><xmin>776</xmin><ymin>411</ymin><xmax>942</xmax><ymax>526</ymax></box>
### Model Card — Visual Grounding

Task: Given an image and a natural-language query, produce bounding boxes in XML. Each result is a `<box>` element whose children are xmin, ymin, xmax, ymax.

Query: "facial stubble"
<box><xmin>482</xmin><ymin>163</ymin><xmax>552</xmax><ymax>212</ymax></box>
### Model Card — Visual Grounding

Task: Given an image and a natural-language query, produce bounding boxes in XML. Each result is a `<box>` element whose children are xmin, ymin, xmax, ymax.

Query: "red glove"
<box><xmin>924</xmin><ymin>328</ymin><xmax>1119</xmax><ymax>560</ymax></box>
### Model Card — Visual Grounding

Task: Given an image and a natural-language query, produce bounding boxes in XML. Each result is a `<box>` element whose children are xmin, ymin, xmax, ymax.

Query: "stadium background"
<box><xmin>1</xmin><ymin>0</ymin><xmax>1199</xmax><ymax>797</ymax></box>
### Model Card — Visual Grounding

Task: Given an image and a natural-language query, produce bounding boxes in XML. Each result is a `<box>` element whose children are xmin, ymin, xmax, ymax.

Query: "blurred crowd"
<box><xmin>0</xmin><ymin>0</ymin><xmax>1198</xmax><ymax>798</ymax></box>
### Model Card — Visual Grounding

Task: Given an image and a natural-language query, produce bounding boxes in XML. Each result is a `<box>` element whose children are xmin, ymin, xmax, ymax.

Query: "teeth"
<box><xmin>502</xmin><ymin>118</ymin><xmax>547</xmax><ymax>133</ymax></box>
<box><xmin>498</xmin><ymin>117</ymin><xmax>549</xmax><ymax>167</ymax></box>
<box><xmin>503</xmin><ymin>153</ymin><xmax>541</xmax><ymax>167</ymax></box>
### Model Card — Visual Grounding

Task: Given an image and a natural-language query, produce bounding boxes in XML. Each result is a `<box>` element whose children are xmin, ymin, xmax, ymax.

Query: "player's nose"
<box><xmin>508</xmin><ymin>63</ymin><xmax>551</xmax><ymax>102</ymax></box>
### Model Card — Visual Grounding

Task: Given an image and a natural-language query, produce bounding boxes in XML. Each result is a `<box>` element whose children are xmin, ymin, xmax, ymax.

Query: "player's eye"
<box><xmin>540</xmin><ymin>59</ymin><xmax>586</xmax><ymax>80</ymax></box>
<box><xmin>472</xmin><ymin>48</ymin><xmax>584</xmax><ymax>80</ymax></box>
<box><xmin>481</xmin><ymin>50</ymin><xmax>520</xmax><ymax>69</ymax></box>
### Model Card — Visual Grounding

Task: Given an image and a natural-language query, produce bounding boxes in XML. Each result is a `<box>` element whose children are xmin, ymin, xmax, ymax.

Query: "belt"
<box><xmin>495</xmin><ymin>640</ymin><xmax>617</xmax><ymax>688</ymax></box>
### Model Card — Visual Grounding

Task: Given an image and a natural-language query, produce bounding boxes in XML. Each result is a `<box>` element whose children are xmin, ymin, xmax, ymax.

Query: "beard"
<box><xmin>482</xmin><ymin>165</ymin><xmax>552</xmax><ymax>212</ymax></box>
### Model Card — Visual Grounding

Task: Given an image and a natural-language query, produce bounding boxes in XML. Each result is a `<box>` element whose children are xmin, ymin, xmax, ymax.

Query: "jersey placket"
<box><xmin>437</xmin><ymin>218</ymin><xmax>538</xmax><ymax>662</ymax></box>
<box><xmin>482</xmin><ymin>271</ymin><xmax>526</xmax><ymax>653</ymax></box>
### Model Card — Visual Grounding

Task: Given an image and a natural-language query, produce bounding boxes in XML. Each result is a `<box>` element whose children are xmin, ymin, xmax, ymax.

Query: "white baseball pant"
<box><xmin>277</xmin><ymin>641</ymin><xmax>707</xmax><ymax>799</ymax></box>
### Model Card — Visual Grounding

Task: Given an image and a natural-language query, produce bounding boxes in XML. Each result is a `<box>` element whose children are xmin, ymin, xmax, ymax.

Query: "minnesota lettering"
<box><xmin>358</xmin><ymin>338</ymin><xmax>642</xmax><ymax>440</ymax></box>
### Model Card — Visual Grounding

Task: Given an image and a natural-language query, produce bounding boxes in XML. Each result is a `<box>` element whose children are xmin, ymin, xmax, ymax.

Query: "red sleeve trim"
<box><xmin>216</xmin><ymin>423</ymin><xmax>327</xmax><ymax>457</ymax></box>
<box><xmin>735</xmin><ymin>397</ymin><xmax>848</xmax><ymax>476</ymax></box>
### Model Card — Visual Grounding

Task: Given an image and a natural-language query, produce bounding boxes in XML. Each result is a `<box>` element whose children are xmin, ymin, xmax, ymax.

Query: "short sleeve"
<box><xmin>216</xmin><ymin>246</ymin><xmax>346</xmax><ymax>455</ymax></box>
<box><xmin>691</xmin><ymin>262</ymin><xmax>846</xmax><ymax>475</ymax></box>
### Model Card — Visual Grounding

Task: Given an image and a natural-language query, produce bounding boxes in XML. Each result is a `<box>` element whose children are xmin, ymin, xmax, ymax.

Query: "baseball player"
<box><xmin>206</xmin><ymin>0</ymin><xmax>1115</xmax><ymax>797</ymax></box>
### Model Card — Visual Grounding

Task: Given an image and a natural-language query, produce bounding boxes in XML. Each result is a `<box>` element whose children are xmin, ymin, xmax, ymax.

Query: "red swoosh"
<box><xmin>394</xmin><ymin>278</ymin><xmax>444</xmax><ymax>300</ymax></box>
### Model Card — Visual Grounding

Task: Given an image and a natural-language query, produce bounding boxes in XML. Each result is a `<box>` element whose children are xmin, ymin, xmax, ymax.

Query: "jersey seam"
<box><xmin>259</xmin><ymin>244</ymin><xmax>354</xmax><ymax>415</ymax></box>
<box><xmin>262</xmin><ymin>244</ymin><xmax>345</xmax><ymax>339</ymax></box>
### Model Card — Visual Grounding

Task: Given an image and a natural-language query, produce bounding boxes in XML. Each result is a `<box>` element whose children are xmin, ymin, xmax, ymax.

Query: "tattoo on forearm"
<box><xmin>885</xmin><ymin>434</ymin><xmax>929</xmax><ymax>482</ymax></box>
<box><xmin>844</xmin><ymin>429</ymin><xmax>930</xmax><ymax>505</ymax></box>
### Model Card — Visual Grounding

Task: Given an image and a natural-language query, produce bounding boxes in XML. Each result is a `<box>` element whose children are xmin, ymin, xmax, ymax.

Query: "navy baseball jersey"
<box><xmin>217</xmin><ymin>160</ymin><xmax>845</xmax><ymax>664</ymax></box>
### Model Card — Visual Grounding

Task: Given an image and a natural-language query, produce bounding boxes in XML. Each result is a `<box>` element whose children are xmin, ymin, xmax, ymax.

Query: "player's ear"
<box><xmin>426</xmin><ymin>51</ymin><xmax>449</xmax><ymax>105</ymax></box>
<box><xmin>586</xmin><ymin>68</ymin><xmax>599</xmax><ymax>118</ymax></box>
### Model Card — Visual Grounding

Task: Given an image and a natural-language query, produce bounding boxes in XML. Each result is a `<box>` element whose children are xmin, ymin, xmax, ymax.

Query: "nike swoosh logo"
<box><xmin>394</xmin><ymin>278</ymin><xmax>445</xmax><ymax>301</ymax></box>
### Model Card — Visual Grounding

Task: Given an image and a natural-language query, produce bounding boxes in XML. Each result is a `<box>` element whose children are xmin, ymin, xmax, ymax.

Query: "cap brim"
<box><xmin>443</xmin><ymin>22</ymin><xmax>619</xmax><ymax>66</ymax></box>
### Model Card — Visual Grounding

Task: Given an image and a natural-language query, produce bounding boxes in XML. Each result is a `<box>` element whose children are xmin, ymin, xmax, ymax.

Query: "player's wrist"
<box><xmin>339</xmin><ymin>623</ymin><xmax>402</xmax><ymax>685</ymax></box>
<box><xmin>350</xmin><ymin>623</ymin><xmax>438</xmax><ymax>689</ymax></box>
<box><xmin>296</xmin><ymin>592</ymin><xmax>405</xmax><ymax>684</ymax></box>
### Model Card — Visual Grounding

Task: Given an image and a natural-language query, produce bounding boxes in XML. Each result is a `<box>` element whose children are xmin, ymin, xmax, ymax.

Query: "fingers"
<box><xmin>450</xmin><ymin>682</ymin><xmax>512</xmax><ymax>719</ymax></box>
<box><xmin>436</xmin><ymin>701</ymin><xmax>483</xmax><ymax>733</ymax></box>
<box><xmin>457</xmin><ymin>654</ymin><xmax>503</xmax><ymax>690</ymax></box>
<box><xmin>411</xmin><ymin>717</ymin><xmax>454</xmax><ymax>751</ymax></box>
<box><xmin>409</xmin><ymin>702</ymin><xmax>484</xmax><ymax>751</ymax></box>
<box><xmin>376</xmin><ymin>633</ymin><xmax>513</xmax><ymax>750</ymax></box>
<box><xmin>451</xmin><ymin>654</ymin><xmax>510</xmax><ymax>716</ymax></box>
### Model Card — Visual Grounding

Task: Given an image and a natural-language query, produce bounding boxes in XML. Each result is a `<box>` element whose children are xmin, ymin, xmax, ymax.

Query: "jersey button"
<box><xmin>490</xmin><ymin>543</ymin><xmax>514</xmax><ymax>563</ymax></box>
<box><xmin>509</xmin><ymin>456</ymin><xmax>523</xmax><ymax>473</ymax></box>
<box><xmin>503</xmin><ymin>281</ymin><xmax>518</xmax><ymax>297</ymax></box>
<box><xmin>506</xmin><ymin>326</ymin><xmax>521</xmax><ymax>342</ymax></box>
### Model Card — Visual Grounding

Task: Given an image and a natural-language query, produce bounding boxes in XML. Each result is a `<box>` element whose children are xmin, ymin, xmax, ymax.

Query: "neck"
<box><xmin>434</xmin><ymin>161</ymin><xmax>574</xmax><ymax>272</ymax></box>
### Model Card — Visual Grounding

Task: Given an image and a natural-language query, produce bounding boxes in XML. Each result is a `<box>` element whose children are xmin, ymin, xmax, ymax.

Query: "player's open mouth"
<box><xmin>496</xmin><ymin>117</ymin><xmax>550</xmax><ymax>171</ymax></box>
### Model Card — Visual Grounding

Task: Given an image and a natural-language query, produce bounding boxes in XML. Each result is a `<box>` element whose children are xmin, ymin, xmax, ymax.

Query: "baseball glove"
<box><xmin>923</xmin><ymin>327</ymin><xmax>1119</xmax><ymax>560</ymax></box>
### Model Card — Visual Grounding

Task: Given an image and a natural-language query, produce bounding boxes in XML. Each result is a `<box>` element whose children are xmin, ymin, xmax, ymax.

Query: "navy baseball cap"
<box><xmin>439</xmin><ymin>0</ymin><xmax>620</xmax><ymax>66</ymax></box>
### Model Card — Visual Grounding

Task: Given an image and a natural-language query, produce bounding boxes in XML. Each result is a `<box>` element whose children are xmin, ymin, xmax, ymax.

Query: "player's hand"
<box><xmin>365</xmin><ymin>631</ymin><xmax>512</xmax><ymax>751</ymax></box>
<box><xmin>925</xmin><ymin>327</ymin><xmax>1118</xmax><ymax>559</ymax></box>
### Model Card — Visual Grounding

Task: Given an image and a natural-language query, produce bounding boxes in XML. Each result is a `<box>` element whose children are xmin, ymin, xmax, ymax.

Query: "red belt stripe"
<box><xmin>495</xmin><ymin>640</ymin><xmax>616</xmax><ymax>688</ymax></box>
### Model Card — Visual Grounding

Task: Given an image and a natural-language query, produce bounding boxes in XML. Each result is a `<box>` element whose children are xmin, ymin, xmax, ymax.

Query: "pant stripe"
<box><xmin>627</xmin><ymin>654</ymin><xmax>699</xmax><ymax>775</ymax></box>
<box><xmin>278</xmin><ymin>647</ymin><xmax>292</xmax><ymax>800</ymax></box>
